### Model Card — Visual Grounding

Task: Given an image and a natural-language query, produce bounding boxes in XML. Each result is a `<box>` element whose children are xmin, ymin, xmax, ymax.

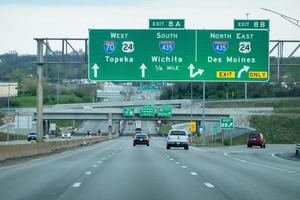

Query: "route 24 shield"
<box><xmin>213</xmin><ymin>41</ymin><xmax>229</xmax><ymax>54</ymax></box>
<box><xmin>103</xmin><ymin>40</ymin><xmax>116</xmax><ymax>54</ymax></box>
<box><xmin>159</xmin><ymin>41</ymin><xmax>175</xmax><ymax>54</ymax></box>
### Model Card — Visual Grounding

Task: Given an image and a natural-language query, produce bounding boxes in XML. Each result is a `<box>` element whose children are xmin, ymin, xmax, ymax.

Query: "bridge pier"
<box><xmin>108</xmin><ymin>113</ymin><xmax>112</xmax><ymax>138</ymax></box>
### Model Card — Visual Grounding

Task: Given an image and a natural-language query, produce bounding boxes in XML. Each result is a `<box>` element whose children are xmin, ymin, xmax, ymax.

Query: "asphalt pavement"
<box><xmin>0</xmin><ymin>137</ymin><xmax>299</xmax><ymax>200</ymax></box>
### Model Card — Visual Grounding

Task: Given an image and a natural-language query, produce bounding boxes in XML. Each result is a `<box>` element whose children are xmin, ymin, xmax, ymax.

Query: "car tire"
<box><xmin>184</xmin><ymin>145</ymin><xmax>189</xmax><ymax>150</ymax></box>
<box><xmin>263</xmin><ymin>144</ymin><xmax>266</xmax><ymax>148</ymax></box>
<box><xmin>247</xmin><ymin>144</ymin><xmax>250</xmax><ymax>148</ymax></box>
<box><xmin>166</xmin><ymin>145</ymin><xmax>170</xmax><ymax>150</ymax></box>
<box><xmin>133</xmin><ymin>143</ymin><xmax>136</xmax><ymax>146</ymax></box>
<box><xmin>147</xmin><ymin>144</ymin><xmax>149</xmax><ymax>146</ymax></box>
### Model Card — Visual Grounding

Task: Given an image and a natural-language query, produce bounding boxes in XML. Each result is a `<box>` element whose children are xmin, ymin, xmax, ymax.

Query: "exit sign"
<box><xmin>149</xmin><ymin>19</ymin><xmax>185</xmax><ymax>29</ymax></box>
<box><xmin>234</xmin><ymin>19</ymin><xmax>269</xmax><ymax>30</ymax></box>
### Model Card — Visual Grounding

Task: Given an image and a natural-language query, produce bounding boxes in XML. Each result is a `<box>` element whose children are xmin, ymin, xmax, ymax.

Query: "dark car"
<box><xmin>133</xmin><ymin>133</ymin><xmax>150</xmax><ymax>146</ymax></box>
<box><xmin>247</xmin><ymin>132</ymin><xmax>266</xmax><ymax>148</ymax></box>
<box><xmin>27</xmin><ymin>132</ymin><xmax>37</xmax><ymax>142</ymax></box>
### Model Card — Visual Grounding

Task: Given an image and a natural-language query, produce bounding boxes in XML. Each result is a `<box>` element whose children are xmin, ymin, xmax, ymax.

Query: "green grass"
<box><xmin>11</xmin><ymin>96</ymin><xmax>36</xmax><ymax>107</ymax></box>
<box><xmin>159</xmin><ymin>124</ymin><xmax>172</xmax><ymax>134</ymax></box>
<box><xmin>10</xmin><ymin>94</ymin><xmax>89</xmax><ymax>107</ymax></box>
<box><xmin>250</xmin><ymin>115</ymin><xmax>300</xmax><ymax>144</ymax></box>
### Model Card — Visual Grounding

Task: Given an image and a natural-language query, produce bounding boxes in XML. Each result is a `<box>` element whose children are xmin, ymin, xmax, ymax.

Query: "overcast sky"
<box><xmin>0</xmin><ymin>0</ymin><xmax>299</xmax><ymax>54</ymax></box>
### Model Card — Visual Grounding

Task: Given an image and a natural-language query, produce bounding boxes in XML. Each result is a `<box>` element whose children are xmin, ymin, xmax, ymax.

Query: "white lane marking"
<box><xmin>182</xmin><ymin>165</ymin><xmax>187</xmax><ymax>168</ymax></box>
<box><xmin>225</xmin><ymin>152</ymin><xmax>298</xmax><ymax>175</ymax></box>
<box><xmin>224</xmin><ymin>153</ymin><xmax>248</xmax><ymax>163</ymax></box>
<box><xmin>190</xmin><ymin>146</ymin><xmax>206</xmax><ymax>152</ymax></box>
<box><xmin>190</xmin><ymin>172</ymin><xmax>198</xmax><ymax>176</ymax></box>
<box><xmin>271</xmin><ymin>153</ymin><xmax>286</xmax><ymax>161</ymax></box>
<box><xmin>72</xmin><ymin>182</ymin><xmax>81</xmax><ymax>187</ymax></box>
<box><xmin>204</xmin><ymin>183</ymin><xmax>215</xmax><ymax>188</ymax></box>
<box><xmin>166</xmin><ymin>156</ymin><xmax>170</xmax><ymax>158</ymax></box>
<box><xmin>102</xmin><ymin>157</ymin><xmax>107</xmax><ymax>160</ymax></box>
<box><xmin>85</xmin><ymin>171</ymin><xmax>91</xmax><ymax>175</ymax></box>
<box><xmin>97</xmin><ymin>161</ymin><xmax>102</xmax><ymax>164</ymax></box>
<box><xmin>111</xmin><ymin>153</ymin><xmax>115</xmax><ymax>155</ymax></box>
<box><xmin>170</xmin><ymin>158</ymin><xmax>174</xmax><ymax>161</ymax></box>
<box><xmin>93</xmin><ymin>165</ymin><xmax>98</xmax><ymax>168</ymax></box>
<box><xmin>176</xmin><ymin>162</ymin><xmax>180</xmax><ymax>164</ymax></box>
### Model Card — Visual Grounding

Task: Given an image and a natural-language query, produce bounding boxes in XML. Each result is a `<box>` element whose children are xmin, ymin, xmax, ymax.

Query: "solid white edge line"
<box><xmin>190</xmin><ymin>146</ymin><xmax>206</xmax><ymax>152</ymax></box>
<box><xmin>204</xmin><ymin>183</ymin><xmax>215</xmax><ymax>188</ymax></box>
<box><xmin>72</xmin><ymin>182</ymin><xmax>81</xmax><ymax>187</ymax></box>
<box><xmin>224</xmin><ymin>153</ymin><xmax>248</xmax><ymax>163</ymax></box>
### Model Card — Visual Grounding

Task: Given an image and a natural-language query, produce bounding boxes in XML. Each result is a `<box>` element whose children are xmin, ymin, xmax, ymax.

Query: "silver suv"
<box><xmin>166</xmin><ymin>129</ymin><xmax>189</xmax><ymax>150</ymax></box>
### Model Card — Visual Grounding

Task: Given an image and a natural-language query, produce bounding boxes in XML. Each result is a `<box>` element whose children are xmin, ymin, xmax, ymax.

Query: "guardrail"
<box><xmin>296</xmin><ymin>144</ymin><xmax>300</xmax><ymax>156</ymax></box>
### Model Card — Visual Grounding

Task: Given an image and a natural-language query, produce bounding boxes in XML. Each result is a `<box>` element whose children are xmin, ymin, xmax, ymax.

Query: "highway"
<box><xmin>0</xmin><ymin>137</ymin><xmax>299</xmax><ymax>200</ymax></box>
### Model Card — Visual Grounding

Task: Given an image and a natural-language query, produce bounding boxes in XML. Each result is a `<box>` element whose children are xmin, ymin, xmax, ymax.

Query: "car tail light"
<box><xmin>144</xmin><ymin>137</ymin><xmax>149</xmax><ymax>141</ymax></box>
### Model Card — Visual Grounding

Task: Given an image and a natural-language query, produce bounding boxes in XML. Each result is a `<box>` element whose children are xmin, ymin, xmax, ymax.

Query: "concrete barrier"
<box><xmin>0</xmin><ymin>136</ymin><xmax>111</xmax><ymax>161</ymax></box>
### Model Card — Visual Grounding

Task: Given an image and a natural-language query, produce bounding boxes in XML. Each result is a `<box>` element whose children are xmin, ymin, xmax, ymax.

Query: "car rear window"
<box><xmin>136</xmin><ymin>134</ymin><xmax>147</xmax><ymax>138</ymax></box>
<box><xmin>170</xmin><ymin>131</ymin><xmax>187</xmax><ymax>136</ymax></box>
<box><xmin>249</xmin><ymin>133</ymin><xmax>260</xmax><ymax>139</ymax></box>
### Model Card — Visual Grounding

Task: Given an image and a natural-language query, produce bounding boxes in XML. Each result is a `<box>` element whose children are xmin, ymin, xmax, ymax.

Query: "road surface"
<box><xmin>0</xmin><ymin>137</ymin><xmax>299</xmax><ymax>200</ymax></box>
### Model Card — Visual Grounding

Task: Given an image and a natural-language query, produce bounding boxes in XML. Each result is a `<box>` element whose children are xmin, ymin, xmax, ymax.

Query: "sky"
<box><xmin>0</xmin><ymin>0</ymin><xmax>299</xmax><ymax>55</ymax></box>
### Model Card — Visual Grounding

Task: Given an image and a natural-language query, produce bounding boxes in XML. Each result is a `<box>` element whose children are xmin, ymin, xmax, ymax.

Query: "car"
<box><xmin>247</xmin><ymin>132</ymin><xmax>266</xmax><ymax>148</ymax></box>
<box><xmin>27</xmin><ymin>132</ymin><xmax>37</xmax><ymax>142</ymax></box>
<box><xmin>166</xmin><ymin>129</ymin><xmax>189</xmax><ymax>150</ymax></box>
<box><xmin>62</xmin><ymin>132</ymin><xmax>71</xmax><ymax>139</ymax></box>
<box><xmin>133</xmin><ymin>133</ymin><xmax>150</xmax><ymax>146</ymax></box>
<box><xmin>296</xmin><ymin>144</ymin><xmax>300</xmax><ymax>156</ymax></box>
<box><xmin>85</xmin><ymin>131</ymin><xmax>92</xmax><ymax>138</ymax></box>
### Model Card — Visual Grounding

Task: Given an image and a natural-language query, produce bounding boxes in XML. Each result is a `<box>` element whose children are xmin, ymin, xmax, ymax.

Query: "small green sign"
<box><xmin>149</xmin><ymin>19</ymin><xmax>185</xmax><ymax>29</ymax></box>
<box><xmin>234</xmin><ymin>19</ymin><xmax>269</xmax><ymax>30</ymax></box>
<box><xmin>123</xmin><ymin>107</ymin><xmax>134</xmax><ymax>117</ymax></box>
<box><xmin>140</xmin><ymin>105</ymin><xmax>156</xmax><ymax>117</ymax></box>
<box><xmin>157</xmin><ymin>105</ymin><xmax>172</xmax><ymax>117</ymax></box>
<box><xmin>220</xmin><ymin>117</ymin><xmax>234</xmax><ymax>129</ymax></box>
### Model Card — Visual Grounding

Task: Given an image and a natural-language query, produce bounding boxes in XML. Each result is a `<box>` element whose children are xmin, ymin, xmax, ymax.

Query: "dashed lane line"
<box><xmin>93</xmin><ymin>165</ymin><xmax>98</xmax><ymax>168</ymax></box>
<box><xmin>204</xmin><ymin>183</ymin><xmax>215</xmax><ymax>188</ymax></box>
<box><xmin>190</xmin><ymin>172</ymin><xmax>198</xmax><ymax>176</ymax></box>
<box><xmin>85</xmin><ymin>171</ymin><xmax>91</xmax><ymax>175</ymax></box>
<box><xmin>72</xmin><ymin>183</ymin><xmax>81</xmax><ymax>188</ymax></box>
<box><xmin>182</xmin><ymin>165</ymin><xmax>187</xmax><ymax>168</ymax></box>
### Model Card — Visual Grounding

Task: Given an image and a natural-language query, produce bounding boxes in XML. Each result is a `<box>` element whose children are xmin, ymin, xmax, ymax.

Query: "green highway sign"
<box><xmin>157</xmin><ymin>105</ymin><xmax>172</xmax><ymax>117</ymax></box>
<box><xmin>234</xmin><ymin>19</ymin><xmax>269</xmax><ymax>30</ymax></box>
<box><xmin>123</xmin><ymin>107</ymin><xmax>135</xmax><ymax>117</ymax></box>
<box><xmin>89</xmin><ymin>29</ymin><xmax>269</xmax><ymax>82</ymax></box>
<box><xmin>149</xmin><ymin>19</ymin><xmax>185</xmax><ymax>29</ymax></box>
<box><xmin>220</xmin><ymin>117</ymin><xmax>234</xmax><ymax>129</ymax></box>
<box><xmin>140</xmin><ymin>105</ymin><xmax>156</xmax><ymax>117</ymax></box>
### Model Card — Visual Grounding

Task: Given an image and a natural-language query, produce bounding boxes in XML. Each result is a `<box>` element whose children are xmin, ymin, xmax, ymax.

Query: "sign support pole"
<box><xmin>202</xmin><ymin>82</ymin><xmax>206</xmax><ymax>146</ymax></box>
<box><xmin>36</xmin><ymin>39</ymin><xmax>44</xmax><ymax>142</ymax></box>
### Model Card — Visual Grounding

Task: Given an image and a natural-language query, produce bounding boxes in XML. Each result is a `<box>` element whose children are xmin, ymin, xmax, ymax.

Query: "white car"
<box><xmin>166</xmin><ymin>129</ymin><xmax>189</xmax><ymax>150</ymax></box>
<box><xmin>62</xmin><ymin>132</ymin><xmax>71</xmax><ymax>139</ymax></box>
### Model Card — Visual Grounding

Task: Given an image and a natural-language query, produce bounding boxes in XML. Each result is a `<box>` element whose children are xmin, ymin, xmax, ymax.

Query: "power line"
<box><xmin>261</xmin><ymin>8</ymin><xmax>300</xmax><ymax>28</ymax></box>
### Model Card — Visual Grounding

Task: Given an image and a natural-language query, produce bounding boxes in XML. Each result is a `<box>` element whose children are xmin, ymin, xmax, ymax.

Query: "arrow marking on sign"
<box><xmin>237</xmin><ymin>65</ymin><xmax>250</xmax><ymax>78</ymax></box>
<box><xmin>188</xmin><ymin>64</ymin><xmax>204</xmax><ymax>78</ymax></box>
<box><xmin>92</xmin><ymin>64</ymin><xmax>99</xmax><ymax>78</ymax></box>
<box><xmin>140</xmin><ymin>63</ymin><xmax>147</xmax><ymax>78</ymax></box>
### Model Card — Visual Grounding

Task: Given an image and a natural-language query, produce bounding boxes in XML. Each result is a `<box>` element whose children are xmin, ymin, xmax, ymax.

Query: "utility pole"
<box><xmin>6</xmin><ymin>83</ymin><xmax>10</xmax><ymax>141</ymax></box>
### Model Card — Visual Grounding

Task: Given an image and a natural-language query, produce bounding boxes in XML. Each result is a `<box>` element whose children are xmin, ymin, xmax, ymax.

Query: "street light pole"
<box><xmin>6</xmin><ymin>82</ymin><xmax>10</xmax><ymax>141</ymax></box>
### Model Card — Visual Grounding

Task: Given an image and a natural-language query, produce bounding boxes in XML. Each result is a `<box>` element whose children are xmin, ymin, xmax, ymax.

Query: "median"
<box><xmin>0</xmin><ymin>136</ymin><xmax>111</xmax><ymax>162</ymax></box>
